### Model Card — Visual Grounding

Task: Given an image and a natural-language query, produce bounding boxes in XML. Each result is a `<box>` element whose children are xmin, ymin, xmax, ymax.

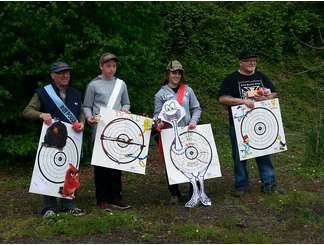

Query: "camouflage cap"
<box><xmin>166</xmin><ymin>60</ymin><xmax>184</xmax><ymax>72</ymax></box>
<box><xmin>99</xmin><ymin>52</ymin><xmax>119</xmax><ymax>65</ymax></box>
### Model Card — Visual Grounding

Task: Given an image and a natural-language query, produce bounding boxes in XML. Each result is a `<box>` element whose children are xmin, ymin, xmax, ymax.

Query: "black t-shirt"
<box><xmin>218</xmin><ymin>70</ymin><xmax>276</xmax><ymax>126</ymax></box>
<box><xmin>171</xmin><ymin>85</ymin><xmax>180</xmax><ymax>93</ymax></box>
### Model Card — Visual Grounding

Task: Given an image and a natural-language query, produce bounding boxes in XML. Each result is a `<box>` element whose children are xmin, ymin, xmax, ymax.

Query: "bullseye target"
<box><xmin>240</xmin><ymin>107</ymin><xmax>279</xmax><ymax>150</ymax></box>
<box><xmin>170</xmin><ymin>131</ymin><xmax>212</xmax><ymax>174</ymax></box>
<box><xmin>100</xmin><ymin>118</ymin><xmax>145</xmax><ymax>164</ymax></box>
<box><xmin>37</xmin><ymin>136</ymin><xmax>79</xmax><ymax>184</ymax></box>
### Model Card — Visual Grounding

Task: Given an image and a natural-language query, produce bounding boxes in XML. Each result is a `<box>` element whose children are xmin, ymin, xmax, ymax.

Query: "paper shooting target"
<box><xmin>231</xmin><ymin>98</ymin><xmax>287</xmax><ymax>160</ymax></box>
<box><xmin>37</xmin><ymin>136</ymin><xmax>79</xmax><ymax>184</ymax></box>
<box><xmin>100</xmin><ymin>118</ymin><xmax>145</xmax><ymax>164</ymax></box>
<box><xmin>240</xmin><ymin>107</ymin><xmax>279</xmax><ymax>150</ymax></box>
<box><xmin>30</xmin><ymin>121</ymin><xmax>83</xmax><ymax>199</ymax></box>
<box><xmin>170</xmin><ymin>131</ymin><xmax>212</xmax><ymax>174</ymax></box>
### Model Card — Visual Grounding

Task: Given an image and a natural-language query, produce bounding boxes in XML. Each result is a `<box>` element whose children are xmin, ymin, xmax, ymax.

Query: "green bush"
<box><xmin>0</xmin><ymin>2</ymin><xmax>322</xmax><ymax>164</ymax></box>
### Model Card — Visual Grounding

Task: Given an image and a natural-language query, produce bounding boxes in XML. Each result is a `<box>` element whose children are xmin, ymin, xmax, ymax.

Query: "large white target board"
<box><xmin>161</xmin><ymin>124</ymin><xmax>222</xmax><ymax>185</ymax></box>
<box><xmin>91</xmin><ymin>107</ymin><xmax>152</xmax><ymax>174</ymax></box>
<box><xmin>29</xmin><ymin>121</ymin><xmax>83</xmax><ymax>198</ymax></box>
<box><xmin>232</xmin><ymin>98</ymin><xmax>287</xmax><ymax>160</ymax></box>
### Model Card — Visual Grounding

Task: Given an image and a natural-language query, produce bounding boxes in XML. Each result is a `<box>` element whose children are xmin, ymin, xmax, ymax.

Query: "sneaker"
<box><xmin>43</xmin><ymin>209</ymin><xmax>56</xmax><ymax>218</ymax></box>
<box><xmin>169</xmin><ymin>195</ymin><xmax>180</xmax><ymax>205</ymax></box>
<box><xmin>65</xmin><ymin>207</ymin><xmax>86</xmax><ymax>216</ymax></box>
<box><xmin>97</xmin><ymin>201</ymin><xmax>112</xmax><ymax>212</ymax></box>
<box><xmin>110</xmin><ymin>197</ymin><xmax>131</xmax><ymax>210</ymax></box>
<box><xmin>272</xmin><ymin>186</ymin><xmax>287</xmax><ymax>195</ymax></box>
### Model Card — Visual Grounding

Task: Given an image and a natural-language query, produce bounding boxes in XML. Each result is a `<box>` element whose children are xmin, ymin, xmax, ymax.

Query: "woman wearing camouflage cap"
<box><xmin>153</xmin><ymin>60</ymin><xmax>202</xmax><ymax>205</ymax></box>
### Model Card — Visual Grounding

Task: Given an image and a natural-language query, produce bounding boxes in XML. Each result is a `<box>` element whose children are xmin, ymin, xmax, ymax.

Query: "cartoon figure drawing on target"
<box><xmin>233</xmin><ymin>105</ymin><xmax>247</xmax><ymax>122</ymax></box>
<box><xmin>240</xmin><ymin>134</ymin><xmax>252</xmax><ymax>159</ymax></box>
<box><xmin>159</xmin><ymin>99</ymin><xmax>212</xmax><ymax>208</ymax></box>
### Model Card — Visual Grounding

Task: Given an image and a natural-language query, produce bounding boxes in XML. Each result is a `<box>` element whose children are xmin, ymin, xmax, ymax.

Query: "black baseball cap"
<box><xmin>239</xmin><ymin>50</ymin><xmax>257</xmax><ymax>60</ymax></box>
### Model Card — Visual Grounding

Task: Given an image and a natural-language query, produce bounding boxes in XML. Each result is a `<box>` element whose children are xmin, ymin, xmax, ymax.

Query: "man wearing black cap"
<box><xmin>23</xmin><ymin>61</ymin><xmax>85</xmax><ymax>217</ymax></box>
<box><xmin>218</xmin><ymin>50</ymin><xmax>282</xmax><ymax>196</ymax></box>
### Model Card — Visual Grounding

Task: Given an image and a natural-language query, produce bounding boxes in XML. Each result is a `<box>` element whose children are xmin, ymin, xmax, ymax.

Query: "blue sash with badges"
<box><xmin>44</xmin><ymin>84</ymin><xmax>77</xmax><ymax>123</ymax></box>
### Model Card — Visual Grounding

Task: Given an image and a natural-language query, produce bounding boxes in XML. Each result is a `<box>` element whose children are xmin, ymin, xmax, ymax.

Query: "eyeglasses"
<box><xmin>241</xmin><ymin>59</ymin><xmax>257</xmax><ymax>63</ymax></box>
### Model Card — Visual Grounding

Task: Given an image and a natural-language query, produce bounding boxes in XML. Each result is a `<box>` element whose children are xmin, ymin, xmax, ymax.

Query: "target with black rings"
<box><xmin>37</xmin><ymin>136</ymin><xmax>79</xmax><ymax>184</ymax></box>
<box><xmin>170</xmin><ymin>131</ymin><xmax>212</xmax><ymax>173</ymax></box>
<box><xmin>240</xmin><ymin>107</ymin><xmax>279</xmax><ymax>150</ymax></box>
<box><xmin>101</xmin><ymin>118</ymin><xmax>145</xmax><ymax>164</ymax></box>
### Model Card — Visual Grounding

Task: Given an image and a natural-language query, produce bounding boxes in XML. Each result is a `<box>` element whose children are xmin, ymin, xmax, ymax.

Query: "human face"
<box><xmin>100</xmin><ymin>60</ymin><xmax>117</xmax><ymax>79</ymax></box>
<box><xmin>168</xmin><ymin>70</ymin><xmax>182</xmax><ymax>88</ymax></box>
<box><xmin>239</xmin><ymin>58</ymin><xmax>257</xmax><ymax>75</ymax></box>
<box><xmin>51</xmin><ymin>70</ymin><xmax>70</xmax><ymax>89</ymax></box>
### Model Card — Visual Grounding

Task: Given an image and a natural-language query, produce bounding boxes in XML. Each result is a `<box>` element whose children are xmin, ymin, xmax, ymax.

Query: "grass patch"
<box><xmin>0</xmin><ymin>211</ymin><xmax>138</xmax><ymax>242</ymax></box>
<box><xmin>171</xmin><ymin>223</ymin><xmax>273</xmax><ymax>243</ymax></box>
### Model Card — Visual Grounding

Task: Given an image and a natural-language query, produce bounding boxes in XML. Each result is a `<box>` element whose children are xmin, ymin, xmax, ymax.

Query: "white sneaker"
<box><xmin>43</xmin><ymin>209</ymin><xmax>56</xmax><ymax>218</ymax></box>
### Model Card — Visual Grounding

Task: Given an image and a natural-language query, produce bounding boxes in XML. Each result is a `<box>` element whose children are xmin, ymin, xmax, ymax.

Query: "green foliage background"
<box><xmin>0</xmin><ymin>2</ymin><xmax>323</xmax><ymax>164</ymax></box>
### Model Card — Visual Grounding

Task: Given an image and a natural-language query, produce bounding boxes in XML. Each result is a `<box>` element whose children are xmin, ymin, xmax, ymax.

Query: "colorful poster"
<box><xmin>91</xmin><ymin>107</ymin><xmax>152</xmax><ymax>174</ymax></box>
<box><xmin>29</xmin><ymin>121</ymin><xmax>83</xmax><ymax>199</ymax></box>
<box><xmin>231</xmin><ymin>98</ymin><xmax>287</xmax><ymax>160</ymax></box>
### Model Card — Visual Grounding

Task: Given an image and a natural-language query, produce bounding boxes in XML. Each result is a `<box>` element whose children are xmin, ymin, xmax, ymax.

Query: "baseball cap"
<box><xmin>239</xmin><ymin>50</ymin><xmax>257</xmax><ymax>60</ymax></box>
<box><xmin>166</xmin><ymin>60</ymin><xmax>184</xmax><ymax>72</ymax></box>
<box><xmin>99</xmin><ymin>52</ymin><xmax>119</xmax><ymax>65</ymax></box>
<box><xmin>50</xmin><ymin>62</ymin><xmax>71</xmax><ymax>73</ymax></box>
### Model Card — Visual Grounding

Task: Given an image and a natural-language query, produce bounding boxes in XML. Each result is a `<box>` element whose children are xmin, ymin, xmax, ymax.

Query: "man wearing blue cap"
<box><xmin>23</xmin><ymin>61</ymin><xmax>85</xmax><ymax>217</ymax></box>
<box><xmin>218</xmin><ymin>50</ymin><xmax>285</xmax><ymax>197</ymax></box>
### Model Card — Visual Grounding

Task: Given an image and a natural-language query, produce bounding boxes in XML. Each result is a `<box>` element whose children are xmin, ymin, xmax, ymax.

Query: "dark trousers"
<box><xmin>229</xmin><ymin>127</ymin><xmax>276</xmax><ymax>191</ymax></box>
<box><xmin>166</xmin><ymin>172</ymin><xmax>196</xmax><ymax>198</ymax></box>
<box><xmin>94</xmin><ymin>165</ymin><xmax>122</xmax><ymax>204</ymax></box>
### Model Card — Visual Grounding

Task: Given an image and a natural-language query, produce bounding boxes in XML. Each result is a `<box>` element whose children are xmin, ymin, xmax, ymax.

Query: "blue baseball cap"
<box><xmin>50</xmin><ymin>62</ymin><xmax>71</xmax><ymax>73</ymax></box>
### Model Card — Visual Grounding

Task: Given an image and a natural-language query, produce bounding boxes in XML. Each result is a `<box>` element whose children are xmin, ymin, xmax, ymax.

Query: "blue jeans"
<box><xmin>41</xmin><ymin>195</ymin><xmax>75</xmax><ymax>214</ymax></box>
<box><xmin>229</xmin><ymin>127</ymin><xmax>276</xmax><ymax>191</ymax></box>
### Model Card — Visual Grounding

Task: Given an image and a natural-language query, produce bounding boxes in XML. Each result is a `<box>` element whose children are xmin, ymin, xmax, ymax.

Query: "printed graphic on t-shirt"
<box><xmin>238</xmin><ymin>80</ymin><xmax>264</xmax><ymax>99</ymax></box>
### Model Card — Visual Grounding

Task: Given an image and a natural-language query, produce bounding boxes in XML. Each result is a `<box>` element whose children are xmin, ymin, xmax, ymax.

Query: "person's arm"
<box><xmin>188</xmin><ymin>87</ymin><xmax>202</xmax><ymax>128</ymax></box>
<box><xmin>120</xmin><ymin>83</ymin><xmax>130</xmax><ymax>112</ymax></box>
<box><xmin>23</xmin><ymin>93</ymin><xmax>53</xmax><ymax>124</ymax></box>
<box><xmin>219</xmin><ymin>95</ymin><xmax>255</xmax><ymax>108</ymax></box>
<box><xmin>78</xmin><ymin>108</ymin><xmax>86</xmax><ymax>124</ymax></box>
<box><xmin>153</xmin><ymin>92</ymin><xmax>165</xmax><ymax>129</ymax></box>
<box><xmin>83</xmin><ymin>83</ymin><xmax>97</xmax><ymax>125</ymax></box>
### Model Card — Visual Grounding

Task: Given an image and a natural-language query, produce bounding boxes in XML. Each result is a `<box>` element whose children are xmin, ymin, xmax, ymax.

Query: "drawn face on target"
<box><xmin>37</xmin><ymin>136</ymin><xmax>79</xmax><ymax>184</ymax></box>
<box><xmin>241</xmin><ymin>107</ymin><xmax>279</xmax><ymax>150</ymax></box>
<box><xmin>100</xmin><ymin>118</ymin><xmax>145</xmax><ymax>164</ymax></box>
<box><xmin>170</xmin><ymin>131</ymin><xmax>212</xmax><ymax>175</ymax></box>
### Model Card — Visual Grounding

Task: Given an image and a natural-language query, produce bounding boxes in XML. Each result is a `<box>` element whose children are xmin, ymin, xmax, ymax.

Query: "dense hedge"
<box><xmin>0</xmin><ymin>2</ymin><xmax>322</xmax><ymax>163</ymax></box>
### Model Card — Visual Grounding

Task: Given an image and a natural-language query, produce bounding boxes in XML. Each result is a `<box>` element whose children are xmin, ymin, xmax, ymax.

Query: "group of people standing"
<box><xmin>23</xmin><ymin>50</ymin><xmax>283</xmax><ymax>217</ymax></box>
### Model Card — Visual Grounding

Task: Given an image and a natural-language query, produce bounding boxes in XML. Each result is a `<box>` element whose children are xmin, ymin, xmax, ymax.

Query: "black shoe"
<box><xmin>109</xmin><ymin>197</ymin><xmax>131</xmax><ymax>210</ymax></box>
<box><xmin>262</xmin><ymin>185</ymin><xmax>287</xmax><ymax>195</ymax></box>
<box><xmin>233</xmin><ymin>189</ymin><xmax>247</xmax><ymax>197</ymax></box>
<box><xmin>169</xmin><ymin>195</ymin><xmax>180</xmax><ymax>205</ymax></box>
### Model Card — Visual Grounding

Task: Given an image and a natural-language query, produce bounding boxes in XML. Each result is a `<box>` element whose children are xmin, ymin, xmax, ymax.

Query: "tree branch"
<box><xmin>290</xmin><ymin>29</ymin><xmax>324</xmax><ymax>50</ymax></box>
